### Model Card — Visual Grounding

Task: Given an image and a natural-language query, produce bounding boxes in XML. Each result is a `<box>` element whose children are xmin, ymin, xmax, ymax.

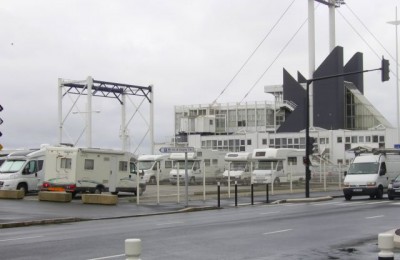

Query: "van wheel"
<box><xmin>344</xmin><ymin>195</ymin><xmax>352</xmax><ymax>201</ymax></box>
<box><xmin>388</xmin><ymin>195</ymin><xmax>395</xmax><ymax>200</ymax></box>
<box><xmin>376</xmin><ymin>187</ymin><xmax>383</xmax><ymax>199</ymax></box>
<box><xmin>17</xmin><ymin>183</ymin><xmax>27</xmax><ymax>195</ymax></box>
<box><xmin>94</xmin><ymin>186</ymin><xmax>103</xmax><ymax>194</ymax></box>
<box><xmin>149</xmin><ymin>176</ymin><xmax>156</xmax><ymax>185</ymax></box>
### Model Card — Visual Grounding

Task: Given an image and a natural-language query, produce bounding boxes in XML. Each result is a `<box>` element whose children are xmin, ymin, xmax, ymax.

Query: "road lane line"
<box><xmin>366</xmin><ymin>201</ymin><xmax>390</xmax><ymax>205</ymax></box>
<box><xmin>157</xmin><ymin>221</ymin><xmax>184</xmax><ymax>226</ymax></box>
<box><xmin>87</xmin><ymin>254</ymin><xmax>124</xmax><ymax>260</ymax></box>
<box><xmin>365</xmin><ymin>215</ymin><xmax>384</xmax><ymax>219</ymax></box>
<box><xmin>259</xmin><ymin>211</ymin><xmax>280</xmax><ymax>215</ymax></box>
<box><xmin>263</xmin><ymin>229</ymin><xmax>293</xmax><ymax>235</ymax></box>
<box><xmin>0</xmin><ymin>235</ymin><xmax>43</xmax><ymax>242</ymax></box>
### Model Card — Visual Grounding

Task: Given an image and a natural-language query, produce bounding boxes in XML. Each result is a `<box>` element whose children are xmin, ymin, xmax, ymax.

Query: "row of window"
<box><xmin>60</xmin><ymin>158</ymin><xmax>130</xmax><ymax>172</ymax></box>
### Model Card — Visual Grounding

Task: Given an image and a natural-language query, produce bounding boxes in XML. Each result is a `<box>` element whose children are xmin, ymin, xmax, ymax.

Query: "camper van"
<box><xmin>40</xmin><ymin>146</ymin><xmax>145</xmax><ymax>197</ymax></box>
<box><xmin>252</xmin><ymin>148</ymin><xmax>305</xmax><ymax>185</ymax></box>
<box><xmin>169</xmin><ymin>149</ymin><xmax>226</xmax><ymax>185</ymax></box>
<box><xmin>138</xmin><ymin>154</ymin><xmax>173</xmax><ymax>184</ymax></box>
<box><xmin>0</xmin><ymin>149</ymin><xmax>45</xmax><ymax>194</ymax></box>
<box><xmin>343</xmin><ymin>149</ymin><xmax>400</xmax><ymax>200</ymax></box>
<box><xmin>222</xmin><ymin>152</ymin><xmax>252</xmax><ymax>185</ymax></box>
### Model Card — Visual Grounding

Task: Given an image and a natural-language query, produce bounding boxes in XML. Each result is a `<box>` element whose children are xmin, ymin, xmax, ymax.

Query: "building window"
<box><xmin>204</xmin><ymin>159</ymin><xmax>211</xmax><ymax>166</ymax></box>
<box><xmin>337</xmin><ymin>137</ymin><xmax>342</xmax><ymax>143</ymax></box>
<box><xmin>262</xmin><ymin>139</ymin><xmax>267</xmax><ymax>145</ymax></box>
<box><xmin>379</xmin><ymin>136</ymin><xmax>385</xmax><ymax>142</ymax></box>
<box><xmin>247</xmin><ymin>139</ymin><xmax>252</xmax><ymax>145</ymax></box>
<box><xmin>351</xmin><ymin>136</ymin><xmax>358</xmax><ymax>143</ymax></box>
<box><xmin>270</xmin><ymin>139</ymin><xmax>275</xmax><ymax>145</ymax></box>
<box><xmin>358</xmin><ymin>136</ymin><xmax>364</xmax><ymax>143</ymax></box>
<box><xmin>373</xmin><ymin>135</ymin><xmax>379</xmax><ymax>143</ymax></box>
<box><xmin>366</xmin><ymin>136</ymin><xmax>371</xmax><ymax>142</ymax></box>
<box><xmin>212</xmin><ymin>159</ymin><xmax>218</xmax><ymax>165</ymax></box>
<box><xmin>345</xmin><ymin>137</ymin><xmax>351</xmax><ymax>143</ymax></box>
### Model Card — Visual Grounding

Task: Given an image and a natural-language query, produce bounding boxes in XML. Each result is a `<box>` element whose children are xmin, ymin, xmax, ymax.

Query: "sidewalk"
<box><xmin>0</xmin><ymin>189</ymin><xmax>343</xmax><ymax>228</ymax></box>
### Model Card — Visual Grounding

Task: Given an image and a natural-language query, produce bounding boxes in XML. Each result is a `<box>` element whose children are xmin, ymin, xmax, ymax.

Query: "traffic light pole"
<box><xmin>303</xmin><ymin>62</ymin><xmax>388</xmax><ymax>198</ymax></box>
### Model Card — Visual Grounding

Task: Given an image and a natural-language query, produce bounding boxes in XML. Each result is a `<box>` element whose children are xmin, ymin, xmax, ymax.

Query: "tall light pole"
<box><xmin>388</xmin><ymin>7</ymin><xmax>400</xmax><ymax>144</ymax></box>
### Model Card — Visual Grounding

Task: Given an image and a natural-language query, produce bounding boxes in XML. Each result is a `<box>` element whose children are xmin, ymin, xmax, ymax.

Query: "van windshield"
<box><xmin>347</xmin><ymin>162</ymin><xmax>379</xmax><ymax>175</ymax></box>
<box><xmin>255</xmin><ymin>160</ymin><xmax>277</xmax><ymax>170</ymax></box>
<box><xmin>138</xmin><ymin>161</ymin><xmax>154</xmax><ymax>171</ymax></box>
<box><xmin>0</xmin><ymin>160</ymin><xmax>26</xmax><ymax>173</ymax></box>
<box><xmin>173</xmin><ymin>161</ymin><xmax>195</xmax><ymax>169</ymax></box>
<box><xmin>231</xmin><ymin>161</ymin><xmax>247</xmax><ymax>171</ymax></box>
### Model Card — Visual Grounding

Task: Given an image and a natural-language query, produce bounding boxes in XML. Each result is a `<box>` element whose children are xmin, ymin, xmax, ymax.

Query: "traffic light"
<box><xmin>381</xmin><ymin>57</ymin><xmax>390</xmax><ymax>82</ymax></box>
<box><xmin>307</xmin><ymin>137</ymin><xmax>318</xmax><ymax>154</ymax></box>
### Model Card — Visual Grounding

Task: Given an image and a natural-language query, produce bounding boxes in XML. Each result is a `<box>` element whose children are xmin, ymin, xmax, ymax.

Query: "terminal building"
<box><xmin>169</xmin><ymin>46</ymin><xmax>396</xmax><ymax>166</ymax></box>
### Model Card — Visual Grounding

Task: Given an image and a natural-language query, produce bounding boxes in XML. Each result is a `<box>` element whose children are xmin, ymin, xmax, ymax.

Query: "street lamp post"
<box><xmin>388</xmin><ymin>7</ymin><xmax>400</xmax><ymax>144</ymax></box>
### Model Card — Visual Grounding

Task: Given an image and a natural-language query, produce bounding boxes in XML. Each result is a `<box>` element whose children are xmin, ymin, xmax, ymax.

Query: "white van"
<box><xmin>138</xmin><ymin>154</ymin><xmax>173</xmax><ymax>184</ymax></box>
<box><xmin>343</xmin><ymin>150</ymin><xmax>400</xmax><ymax>200</ymax></box>
<box><xmin>252</xmin><ymin>148</ymin><xmax>305</xmax><ymax>185</ymax></box>
<box><xmin>0</xmin><ymin>149</ymin><xmax>45</xmax><ymax>194</ymax></box>
<box><xmin>169</xmin><ymin>152</ymin><xmax>201</xmax><ymax>185</ymax></box>
<box><xmin>40</xmin><ymin>146</ymin><xmax>145</xmax><ymax>197</ymax></box>
<box><xmin>223</xmin><ymin>152</ymin><xmax>252</xmax><ymax>185</ymax></box>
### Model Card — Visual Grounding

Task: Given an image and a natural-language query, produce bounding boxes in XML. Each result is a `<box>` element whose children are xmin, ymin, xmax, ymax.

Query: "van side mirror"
<box><xmin>344</xmin><ymin>171</ymin><xmax>347</xmax><ymax>176</ymax></box>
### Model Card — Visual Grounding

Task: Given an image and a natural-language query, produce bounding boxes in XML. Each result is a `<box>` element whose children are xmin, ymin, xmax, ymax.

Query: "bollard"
<box><xmin>378</xmin><ymin>233</ymin><xmax>394</xmax><ymax>260</ymax></box>
<box><xmin>266</xmin><ymin>183</ymin><xmax>269</xmax><ymax>203</ymax></box>
<box><xmin>217</xmin><ymin>182</ymin><xmax>221</xmax><ymax>208</ymax></box>
<box><xmin>125</xmin><ymin>238</ymin><xmax>141</xmax><ymax>260</ymax></box>
<box><xmin>235</xmin><ymin>181</ymin><xmax>238</xmax><ymax>207</ymax></box>
<box><xmin>251</xmin><ymin>183</ymin><xmax>254</xmax><ymax>205</ymax></box>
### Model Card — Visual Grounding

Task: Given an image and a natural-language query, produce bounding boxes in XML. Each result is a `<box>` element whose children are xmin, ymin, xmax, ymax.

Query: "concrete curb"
<box><xmin>271</xmin><ymin>196</ymin><xmax>333</xmax><ymax>204</ymax></box>
<box><xmin>0</xmin><ymin>217</ymin><xmax>84</xmax><ymax>229</ymax></box>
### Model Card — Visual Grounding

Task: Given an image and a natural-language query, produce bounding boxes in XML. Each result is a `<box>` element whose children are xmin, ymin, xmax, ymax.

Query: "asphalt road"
<box><xmin>1</xmin><ymin>197</ymin><xmax>399</xmax><ymax>260</ymax></box>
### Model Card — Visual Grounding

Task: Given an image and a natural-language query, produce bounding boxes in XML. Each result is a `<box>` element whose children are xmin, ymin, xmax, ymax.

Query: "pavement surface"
<box><xmin>0</xmin><ymin>189</ymin><xmax>344</xmax><ymax>228</ymax></box>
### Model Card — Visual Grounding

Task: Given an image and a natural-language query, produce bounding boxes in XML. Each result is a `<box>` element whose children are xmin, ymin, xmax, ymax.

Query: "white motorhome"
<box><xmin>138</xmin><ymin>154</ymin><xmax>173</xmax><ymax>184</ymax></box>
<box><xmin>40</xmin><ymin>146</ymin><xmax>145</xmax><ymax>197</ymax></box>
<box><xmin>223</xmin><ymin>152</ymin><xmax>252</xmax><ymax>185</ymax></box>
<box><xmin>169</xmin><ymin>149</ymin><xmax>226</xmax><ymax>185</ymax></box>
<box><xmin>0</xmin><ymin>149</ymin><xmax>45</xmax><ymax>194</ymax></box>
<box><xmin>252</xmin><ymin>148</ymin><xmax>305</xmax><ymax>185</ymax></box>
<box><xmin>343</xmin><ymin>149</ymin><xmax>400</xmax><ymax>200</ymax></box>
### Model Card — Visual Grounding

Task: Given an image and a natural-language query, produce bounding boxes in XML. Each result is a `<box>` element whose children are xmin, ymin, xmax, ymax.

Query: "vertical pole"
<box><xmin>177</xmin><ymin>162</ymin><xmax>180</xmax><ymax>204</ymax></box>
<box><xmin>235</xmin><ymin>181</ymin><xmax>238</xmax><ymax>207</ymax></box>
<box><xmin>217</xmin><ymin>182</ymin><xmax>220</xmax><ymax>208</ymax></box>
<box><xmin>136</xmin><ymin>168</ymin><xmax>140</xmax><ymax>205</ymax></box>
<box><xmin>58</xmin><ymin>78</ymin><xmax>63</xmax><ymax>145</ymax></box>
<box><xmin>228</xmin><ymin>162</ymin><xmax>231</xmax><ymax>198</ymax></box>
<box><xmin>308</xmin><ymin>0</ymin><xmax>315</xmax><ymax>128</ymax></box>
<box><xmin>184</xmin><ymin>152</ymin><xmax>189</xmax><ymax>207</ymax></box>
<box><xmin>323</xmin><ymin>161</ymin><xmax>327</xmax><ymax>191</ymax></box>
<box><xmin>86</xmin><ymin>76</ymin><xmax>93</xmax><ymax>148</ymax></box>
<box><xmin>203</xmin><ymin>161</ymin><xmax>206</xmax><ymax>202</ymax></box>
<box><xmin>329</xmin><ymin>0</ymin><xmax>336</xmax><ymax>52</ymax></box>
<box><xmin>121</xmin><ymin>93</ymin><xmax>127</xmax><ymax>151</ymax></box>
<box><xmin>251</xmin><ymin>183</ymin><xmax>254</xmax><ymax>205</ymax></box>
<box><xmin>289</xmin><ymin>162</ymin><xmax>293</xmax><ymax>193</ymax></box>
<box><xmin>305</xmin><ymin>81</ymin><xmax>311</xmax><ymax>198</ymax></box>
<box><xmin>396</xmin><ymin>8</ymin><xmax>400</xmax><ymax>144</ymax></box>
<box><xmin>338</xmin><ymin>163</ymin><xmax>342</xmax><ymax>190</ymax></box>
<box><xmin>266</xmin><ymin>183</ymin><xmax>269</xmax><ymax>203</ymax></box>
<box><xmin>156</xmin><ymin>161</ymin><xmax>160</xmax><ymax>205</ymax></box>
<box><xmin>149</xmin><ymin>85</ymin><xmax>155</xmax><ymax>154</ymax></box>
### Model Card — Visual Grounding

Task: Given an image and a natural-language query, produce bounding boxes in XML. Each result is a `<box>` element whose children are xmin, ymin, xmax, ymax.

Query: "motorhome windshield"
<box><xmin>173</xmin><ymin>161</ymin><xmax>195</xmax><ymax>169</ymax></box>
<box><xmin>347</xmin><ymin>162</ymin><xmax>379</xmax><ymax>175</ymax></box>
<box><xmin>0</xmin><ymin>160</ymin><xmax>26</xmax><ymax>173</ymax></box>
<box><xmin>230</xmin><ymin>161</ymin><xmax>247</xmax><ymax>171</ymax></box>
<box><xmin>255</xmin><ymin>160</ymin><xmax>277</xmax><ymax>170</ymax></box>
<box><xmin>138</xmin><ymin>161</ymin><xmax>154</xmax><ymax>171</ymax></box>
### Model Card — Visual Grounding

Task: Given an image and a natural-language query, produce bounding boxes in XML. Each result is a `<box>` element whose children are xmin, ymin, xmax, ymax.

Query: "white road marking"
<box><xmin>87</xmin><ymin>254</ymin><xmax>124</xmax><ymax>260</ymax></box>
<box><xmin>365</xmin><ymin>215</ymin><xmax>384</xmax><ymax>219</ymax></box>
<box><xmin>259</xmin><ymin>211</ymin><xmax>280</xmax><ymax>215</ymax></box>
<box><xmin>366</xmin><ymin>201</ymin><xmax>390</xmax><ymax>205</ymax></box>
<box><xmin>0</xmin><ymin>235</ymin><xmax>43</xmax><ymax>242</ymax></box>
<box><xmin>263</xmin><ymin>229</ymin><xmax>293</xmax><ymax>235</ymax></box>
<box><xmin>157</xmin><ymin>221</ymin><xmax>184</xmax><ymax>226</ymax></box>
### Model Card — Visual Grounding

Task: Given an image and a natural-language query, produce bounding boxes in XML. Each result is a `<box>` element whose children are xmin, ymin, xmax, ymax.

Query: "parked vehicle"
<box><xmin>169</xmin><ymin>149</ymin><xmax>226</xmax><ymax>185</ymax></box>
<box><xmin>343</xmin><ymin>149</ymin><xmax>400</xmax><ymax>200</ymax></box>
<box><xmin>251</xmin><ymin>148</ymin><xmax>305</xmax><ymax>185</ymax></box>
<box><xmin>0</xmin><ymin>148</ymin><xmax>45</xmax><ymax>194</ymax></box>
<box><xmin>388</xmin><ymin>174</ymin><xmax>400</xmax><ymax>200</ymax></box>
<box><xmin>40</xmin><ymin>146</ymin><xmax>145</xmax><ymax>197</ymax></box>
<box><xmin>138</xmin><ymin>154</ymin><xmax>173</xmax><ymax>184</ymax></box>
<box><xmin>222</xmin><ymin>152</ymin><xmax>252</xmax><ymax>185</ymax></box>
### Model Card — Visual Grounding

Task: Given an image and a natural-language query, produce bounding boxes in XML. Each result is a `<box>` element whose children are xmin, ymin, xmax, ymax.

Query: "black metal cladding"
<box><xmin>62</xmin><ymin>80</ymin><xmax>152</xmax><ymax>104</ymax></box>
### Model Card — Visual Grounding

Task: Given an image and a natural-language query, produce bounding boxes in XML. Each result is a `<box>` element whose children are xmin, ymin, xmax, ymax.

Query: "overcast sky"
<box><xmin>1</xmin><ymin>0</ymin><xmax>400</xmax><ymax>154</ymax></box>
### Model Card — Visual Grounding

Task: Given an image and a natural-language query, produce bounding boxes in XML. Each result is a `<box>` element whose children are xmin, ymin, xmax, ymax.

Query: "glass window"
<box><xmin>351</xmin><ymin>136</ymin><xmax>358</xmax><ymax>143</ymax></box>
<box><xmin>345</xmin><ymin>137</ymin><xmax>350</xmax><ymax>143</ymax></box>
<box><xmin>61</xmin><ymin>158</ymin><xmax>72</xmax><ymax>169</ymax></box>
<box><xmin>358</xmin><ymin>136</ymin><xmax>364</xmax><ymax>143</ymax></box>
<box><xmin>379</xmin><ymin>136</ymin><xmax>385</xmax><ymax>142</ymax></box>
<box><xmin>84</xmin><ymin>159</ymin><xmax>94</xmax><ymax>170</ymax></box>
<box><xmin>165</xmin><ymin>160</ymin><xmax>173</xmax><ymax>169</ymax></box>
<box><xmin>212</xmin><ymin>159</ymin><xmax>218</xmax><ymax>165</ymax></box>
<box><xmin>366</xmin><ymin>136</ymin><xmax>371</xmax><ymax>142</ymax></box>
<box><xmin>119</xmin><ymin>161</ymin><xmax>128</xmax><ymax>171</ymax></box>
<box><xmin>262</xmin><ymin>139</ymin><xmax>267</xmax><ymax>145</ymax></box>
<box><xmin>204</xmin><ymin>159</ymin><xmax>211</xmax><ymax>166</ymax></box>
<box><xmin>373</xmin><ymin>136</ymin><xmax>379</xmax><ymax>143</ymax></box>
<box><xmin>337</xmin><ymin>137</ymin><xmax>342</xmax><ymax>143</ymax></box>
<box><xmin>247</xmin><ymin>139</ymin><xmax>252</xmax><ymax>145</ymax></box>
<box><xmin>288</xmin><ymin>157</ymin><xmax>297</xmax><ymax>165</ymax></box>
